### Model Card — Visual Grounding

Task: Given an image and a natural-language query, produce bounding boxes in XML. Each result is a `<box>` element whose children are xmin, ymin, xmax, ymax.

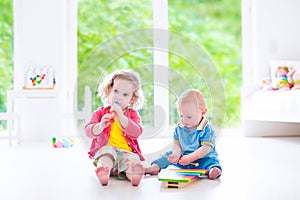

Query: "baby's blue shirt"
<box><xmin>173</xmin><ymin>117</ymin><xmax>219</xmax><ymax>161</ymax></box>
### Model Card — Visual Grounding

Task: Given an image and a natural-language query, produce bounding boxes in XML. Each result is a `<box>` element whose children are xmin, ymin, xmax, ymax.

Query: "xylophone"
<box><xmin>158</xmin><ymin>168</ymin><xmax>208</xmax><ymax>188</ymax></box>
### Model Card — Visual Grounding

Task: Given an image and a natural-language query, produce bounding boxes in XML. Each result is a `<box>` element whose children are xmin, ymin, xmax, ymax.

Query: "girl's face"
<box><xmin>179</xmin><ymin>101</ymin><xmax>206</xmax><ymax>131</ymax></box>
<box><xmin>108</xmin><ymin>78</ymin><xmax>135</xmax><ymax>109</ymax></box>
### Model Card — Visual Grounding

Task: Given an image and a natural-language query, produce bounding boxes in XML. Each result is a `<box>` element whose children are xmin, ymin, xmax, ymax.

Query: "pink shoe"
<box><xmin>95</xmin><ymin>166</ymin><xmax>110</xmax><ymax>186</ymax></box>
<box><xmin>208</xmin><ymin>167</ymin><xmax>222</xmax><ymax>180</ymax></box>
<box><xmin>127</xmin><ymin>163</ymin><xmax>145</xmax><ymax>186</ymax></box>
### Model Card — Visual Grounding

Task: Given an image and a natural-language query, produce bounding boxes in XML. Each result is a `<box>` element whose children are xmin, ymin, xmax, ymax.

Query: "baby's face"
<box><xmin>178</xmin><ymin>101</ymin><xmax>204</xmax><ymax>131</ymax></box>
<box><xmin>108</xmin><ymin>79</ymin><xmax>134</xmax><ymax>109</ymax></box>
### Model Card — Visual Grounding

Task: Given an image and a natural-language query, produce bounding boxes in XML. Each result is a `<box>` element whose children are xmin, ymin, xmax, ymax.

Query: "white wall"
<box><xmin>242</xmin><ymin>0</ymin><xmax>300</xmax><ymax>97</ymax></box>
<box><xmin>13</xmin><ymin>0</ymin><xmax>77</xmax><ymax>140</ymax></box>
<box><xmin>242</xmin><ymin>0</ymin><xmax>300</xmax><ymax>136</ymax></box>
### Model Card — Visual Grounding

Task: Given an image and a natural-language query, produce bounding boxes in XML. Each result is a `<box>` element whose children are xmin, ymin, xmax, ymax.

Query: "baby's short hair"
<box><xmin>177</xmin><ymin>89</ymin><xmax>206</xmax><ymax>110</ymax></box>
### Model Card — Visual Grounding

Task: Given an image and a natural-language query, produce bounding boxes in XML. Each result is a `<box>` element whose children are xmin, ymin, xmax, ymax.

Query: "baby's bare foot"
<box><xmin>95</xmin><ymin>166</ymin><xmax>110</xmax><ymax>186</ymax></box>
<box><xmin>209</xmin><ymin>167</ymin><xmax>222</xmax><ymax>180</ymax></box>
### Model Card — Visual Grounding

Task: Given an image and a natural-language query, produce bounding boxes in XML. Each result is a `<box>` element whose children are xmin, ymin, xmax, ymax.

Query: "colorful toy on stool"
<box><xmin>52</xmin><ymin>137</ymin><xmax>75</xmax><ymax>148</ymax></box>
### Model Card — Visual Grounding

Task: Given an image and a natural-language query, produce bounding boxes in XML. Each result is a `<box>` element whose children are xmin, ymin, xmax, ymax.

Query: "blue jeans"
<box><xmin>151</xmin><ymin>151</ymin><xmax>222</xmax><ymax>173</ymax></box>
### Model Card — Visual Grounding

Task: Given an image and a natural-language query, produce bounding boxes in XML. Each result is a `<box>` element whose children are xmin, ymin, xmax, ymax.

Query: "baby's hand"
<box><xmin>168</xmin><ymin>153</ymin><xmax>181</xmax><ymax>164</ymax></box>
<box><xmin>178</xmin><ymin>155</ymin><xmax>191</xmax><ymax>166</ymax></box>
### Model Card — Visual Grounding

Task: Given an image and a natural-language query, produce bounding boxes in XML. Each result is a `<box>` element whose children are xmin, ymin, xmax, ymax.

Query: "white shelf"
<box><xmin>7</xmin><ymin>89</ymin><xmax>61</xmax><ymax>145</ymax></box>
<box><xmin>8</xmin><ymin>90</ymin><xmax>58</xmax><ymax>98</ymax></box>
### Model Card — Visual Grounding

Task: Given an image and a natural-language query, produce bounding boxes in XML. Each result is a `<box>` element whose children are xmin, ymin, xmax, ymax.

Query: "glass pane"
<box><xmin>77</xmin><ymin>0</ymin><xmax>153</xmax><ymax>128</ymax></box>
<box><xmin>168</xmin><ymin>0</ymin><xmax>242</xmax><ymax>128</ymax></box>
<box><xmin>0</xmin><ymin>0</ymin><xmax>13</xmax><ymax>133</ymax></box>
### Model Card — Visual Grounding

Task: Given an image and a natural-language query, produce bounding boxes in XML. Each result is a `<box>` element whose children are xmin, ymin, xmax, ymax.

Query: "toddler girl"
<box><xmin>85</xmin><ymin>69</ymin><xmax>145</xmax><ymax>186</ymax></box>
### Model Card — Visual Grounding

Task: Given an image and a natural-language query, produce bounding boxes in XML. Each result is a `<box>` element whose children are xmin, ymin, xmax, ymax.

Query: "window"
<box><xmin>0</xmin><ymin>0</ymin><xmax>13</xmax><ymax>134</ymax></box>
<box><xmin>77</xmin><ymin>0</ymin><xmax>241</xmax><ymax>141</ymax></box>
<box><xmin>77</xmin><ymin>0</ymin><xmax>162</xmax><ymax>140</ymax></box>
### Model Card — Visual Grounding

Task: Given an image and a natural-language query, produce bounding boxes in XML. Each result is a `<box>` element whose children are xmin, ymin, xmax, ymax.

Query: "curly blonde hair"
<box><xmin>97</xmin><ymin>69</ymin><xmax>144</xmax><ymax>110</ymax></box>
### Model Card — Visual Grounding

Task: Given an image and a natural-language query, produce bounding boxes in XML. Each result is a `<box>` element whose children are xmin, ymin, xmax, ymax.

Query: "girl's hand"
<box><xmin>92</xmin><ymin>113</ymin><xmax>114</xmax><ymax>135</ymax></box>
<box><xmin>99</xmin><ymin>113</ymin><xmax>114</xmax><ymax>129</ymax></box>
<box><xmin>178</xmin><ymin>155</ymin><xmax>191</xmax><ymax>166</ymax></box>
<box><xmin>168</xmin><ymin>152</ymin><xmax>181</xmax><ymax>164</ymax></box>
<box><xmin>110</xmin><ymin>102</ymin><xmax>123</xmax><ymax>117</ymax></box>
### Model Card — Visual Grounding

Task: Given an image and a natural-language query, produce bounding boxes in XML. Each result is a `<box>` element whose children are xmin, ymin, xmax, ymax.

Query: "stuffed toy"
<box><xmin>270</xmin><ymin>66</ymin><xmax>295</xmax><ymax>90</ymax></box>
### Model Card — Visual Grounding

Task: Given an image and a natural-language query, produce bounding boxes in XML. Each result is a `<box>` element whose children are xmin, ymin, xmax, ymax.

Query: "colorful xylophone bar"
<box><xmin>158</xmin><ymin>169</ymin><xmax>208</xmax><ymax>188</ymax></box>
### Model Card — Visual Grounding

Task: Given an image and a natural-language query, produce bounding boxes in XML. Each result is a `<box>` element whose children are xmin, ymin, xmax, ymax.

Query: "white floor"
<box><xmin>1</xmin><ymin>131</ymin><xmax>300</xmax><ymax>200</ymax></box>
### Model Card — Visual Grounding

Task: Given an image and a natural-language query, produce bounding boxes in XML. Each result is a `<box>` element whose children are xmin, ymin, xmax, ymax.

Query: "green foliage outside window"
<box><xmin>168</xmin><ymin>0</ymin><xmax>242</xmax><ymax>127</ymax></box>
<box><xmin>77</xmin><ymin>0</ymin><xmax>154</xmax><ymax>126</ymax></box>
<box><xmin>0</xmin><ymin>0</ymin><xmax>13</xmax><ymax>130</ymax></box>
<box><xmin>0</xmin><ymin>0</ymin><xmax>241</xmax><ymax>131</ymax></box>
<box><xmin>78</xmin><ymin>0</ymin><xmax>241</xmax><ymax>128</ymax></box>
